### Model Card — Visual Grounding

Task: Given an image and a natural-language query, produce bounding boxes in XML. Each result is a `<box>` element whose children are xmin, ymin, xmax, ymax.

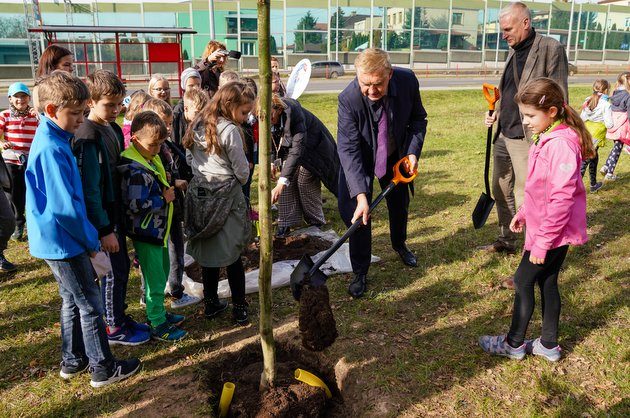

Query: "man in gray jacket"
<box><xmin>480</xmin><ymin>1</ymin><xmax>568</xmax><ymax>288</ymax></box>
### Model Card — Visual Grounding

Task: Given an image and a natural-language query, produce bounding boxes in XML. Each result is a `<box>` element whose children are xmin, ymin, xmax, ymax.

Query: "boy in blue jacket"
<box><xmin>119</xmin><ymin>111</ymin><xmax>187</xmax><ymax>342</ymax></box>
<box><xmin>25</xmin><ymin>71</ymin><xmax>141</xmax><ymax>388</ymax></box>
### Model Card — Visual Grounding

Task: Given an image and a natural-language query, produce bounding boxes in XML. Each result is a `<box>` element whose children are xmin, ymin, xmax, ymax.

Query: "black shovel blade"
<box><xmin>472</xmin><ymin>192</ymin><xmax>495</xmax><ymax>229</ymax></box>
<box><xmin>290</xmin><ymin>254</ymin><xmax>329</xmax><ymax>301</ymax></box>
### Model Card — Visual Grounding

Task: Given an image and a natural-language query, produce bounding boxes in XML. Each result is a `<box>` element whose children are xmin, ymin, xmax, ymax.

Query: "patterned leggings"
<box><xmin>277</xmin><ymin>166</ymin><xmax>325</xmax><ymax>228</ymax></box>
<box><xmin>603</xmin><ymin>141</ymin><xmax>623</xmax><ymax>174</ymax></box>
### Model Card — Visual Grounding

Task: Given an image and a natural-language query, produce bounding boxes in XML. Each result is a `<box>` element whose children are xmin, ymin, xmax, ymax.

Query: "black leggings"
<box><xmin>201</xmin><ymin>258</ymin><xmax>246</xmax><ymax>305</ymax></box>
<box><xmin>507</xmin><ymin>246</ymin><xmax>568</xmax><ymax>348</ymax></box>
<box><xmin>580</xmin><ymin>147</ymin><xmax>599</xmax><ymax>186</ymax></box>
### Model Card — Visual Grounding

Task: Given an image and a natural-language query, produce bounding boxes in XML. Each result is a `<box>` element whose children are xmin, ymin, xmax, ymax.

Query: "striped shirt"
<box><xmin>0</xmin><ymin>109</ymin><xmax>39</xmax><ymax>165</ymax></box>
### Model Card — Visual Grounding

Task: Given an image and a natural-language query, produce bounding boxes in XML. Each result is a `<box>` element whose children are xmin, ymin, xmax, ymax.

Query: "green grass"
<box><xmin>0</xmin><ymin>87</ymin><xmax>628</xmax><ymax>417</ymax></box>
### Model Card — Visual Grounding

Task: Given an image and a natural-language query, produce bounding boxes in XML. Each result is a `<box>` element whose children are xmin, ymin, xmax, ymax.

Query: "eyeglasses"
<box><xmin>152</xmin><ymin>87</ymin><xmax>170</xmax><ymax>92</ymax></box>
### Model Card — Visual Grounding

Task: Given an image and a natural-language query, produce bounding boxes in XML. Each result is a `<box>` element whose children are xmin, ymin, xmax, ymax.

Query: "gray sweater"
<box><xmin>186</xmin><ymin>117</ymin><xmax>250</xmax><ymax>185</ymax></box>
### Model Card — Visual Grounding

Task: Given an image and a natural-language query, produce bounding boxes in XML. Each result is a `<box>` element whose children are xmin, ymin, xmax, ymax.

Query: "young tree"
<box><xmin>257</xmin><ymin>0</ymin><xmax>276</xmax><ymax>390</ymax></box>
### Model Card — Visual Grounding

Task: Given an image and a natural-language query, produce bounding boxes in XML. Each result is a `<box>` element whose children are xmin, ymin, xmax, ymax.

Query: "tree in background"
<box><xmin>0</xmin><ymin>16</ymin><xmax>27</xmax><ymax>38</ymax></box>
<box><xmin>295</xmin><ymin>11</ymin><xmax>322</xmax><ymax>52</ymax></box>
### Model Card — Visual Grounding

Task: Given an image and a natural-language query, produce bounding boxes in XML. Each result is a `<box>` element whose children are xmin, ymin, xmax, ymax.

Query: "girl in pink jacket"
<box><xmin>480</xmin><ymin>78</ymin><xmax>594</xmax><ymax>362</ymax></box>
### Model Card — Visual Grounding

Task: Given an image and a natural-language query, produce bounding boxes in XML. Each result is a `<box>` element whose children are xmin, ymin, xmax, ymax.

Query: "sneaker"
<box><xmin>124</xmin><ymin>315</ymin><xmax>150</xmax><ymax>333</ymax></box>
<box><xmin>11</xmin><ymin>225</ymin><xmax>24</xmax><ymax>241</ymax></box>
<box><xmin>90</xmin><ymin>358</ymin><xmax>142</xmax><ymax>388</ymax></box>
<box><xmin>600</xmin><ymin>165</ymin><xmax>609</xmax><ymax>175</ymax></box>
<box><xmin>0</xmin><ymin>252</ymin><xmax>17</xmax><ymax>273</ymax></box>
<box><xmin>166</xmin><ymin>312</ymin><xmax>185</xmax><ymax>326</ymax></box>
<box><xmin>60</xmin><ymin>359</ymin><xmax>89</xmax><ymax>379</ymax></box>
<box><xmin>204</xmin><ymin>299</ymin><xmax>229</xmax><ymax>318</ymax></box>
<box><xmin>526</xmin><ymin>338</ymin><xmax>562</xmax><ymax>362</ymax></box>
<box><xmin>107</xmin><ymin>325</ymin><xmax>150</xmax><ymax>346</ymax></box>
<box><xmin>150</xmin><ymin>321</ymin><xmax>187</xmax><ymax>342</ymax></box>
<box><xmin>478</xmin><ymin>334</ymin><xmax>526</xmax><ymax>360</ymax></box>
<box><xmin>171</xmin><ymin>293</ymin><xmax>202</xmax><ymax>309</ymax></box>
<box><xmin>590</xmin><ymin>182</ymin><xmax>603</xmax><ymax>193</ymax></box>
<box><xmin>233</xmin><ymin>303</ymin><xmax>249</xmax><ymax>325</ymax></box>
<box><xmin>605</xmin><ymin>173</ymin><xmax>617</xmax><ymax>181</ymax></box>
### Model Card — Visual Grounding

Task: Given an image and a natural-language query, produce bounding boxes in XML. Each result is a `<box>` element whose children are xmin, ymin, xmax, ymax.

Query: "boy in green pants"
<box><xmin>119</xmin><ymin>111</ymin><xmax>187</xmax><ymax>341</ymax></box>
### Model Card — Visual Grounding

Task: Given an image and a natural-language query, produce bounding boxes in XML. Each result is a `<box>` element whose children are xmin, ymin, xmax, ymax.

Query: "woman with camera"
<box><xmin>194</xmin><ymin>41</ymin><xmax>229</xmax><ymax>96</ymax></box>
<box><xmin>269</xmin><ymin>95</ymin><xmax>340</xmax><ymax>237</ymax></box>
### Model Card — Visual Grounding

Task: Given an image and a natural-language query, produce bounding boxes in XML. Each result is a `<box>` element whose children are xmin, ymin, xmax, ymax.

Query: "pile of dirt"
<box><xmin>184</xmin><ymin>234</ymin><xmax>333</xmax><ymax>281</ymax></box>
<box><xmin>299</xmin><ymin>285</ymin><xmax>338</xmax><ymax>352</ymax></box>
<box><xmin>203</xmin><ymin>342</ymin><xmax>341</xmax><ymax>417</ymax></box>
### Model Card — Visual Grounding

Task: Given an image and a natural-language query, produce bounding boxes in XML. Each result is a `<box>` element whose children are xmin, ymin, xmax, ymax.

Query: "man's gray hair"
<box><xmin>499</xmin><ymin>1</ymin><xmax>532</xmax><ymax>21</ymax></box>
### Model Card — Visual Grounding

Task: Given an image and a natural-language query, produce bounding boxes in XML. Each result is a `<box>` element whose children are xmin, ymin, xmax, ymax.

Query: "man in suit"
<box><xmin>480</xmin><ymin>2</ymin><xmax>568</xmax><ymax>288</ymax></box>
<box><xmin>337</xmin><ymin>48</ymin><xmax>428</xmax><ymax>298</ymax></box>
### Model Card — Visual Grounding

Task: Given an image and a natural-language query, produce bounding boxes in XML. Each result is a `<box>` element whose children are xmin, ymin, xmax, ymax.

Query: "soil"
<box><xmin>184</xmin><ymin>234</ymin><xmax>333</xmax><ymax>281</ymax></box>
<box><xmin>203</xmin><ymin>342</ymin><xmax>342</xmax><ymax>417</ymax></box>
<box><xmin>299</xmin><ymin>285</ymin><xmax>338</xmax><ymax>352</ymax></box>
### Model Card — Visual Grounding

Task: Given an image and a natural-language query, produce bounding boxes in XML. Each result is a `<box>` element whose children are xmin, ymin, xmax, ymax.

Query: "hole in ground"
<box><xmin>203</xmin><ymin>341</ymin><xmax>343</xmax><ymax>417</ymax></box>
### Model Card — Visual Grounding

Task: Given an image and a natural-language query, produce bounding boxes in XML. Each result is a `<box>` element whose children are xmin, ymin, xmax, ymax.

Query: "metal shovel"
<box><xmin>290</xmin><ymin>156</ymin><xmax>418</xmax><ymax>300</ymax></box>
<box><xmin>472</xmin><ymin>83</ymin><xmax>500</xmax><ymax>229</ymax></box>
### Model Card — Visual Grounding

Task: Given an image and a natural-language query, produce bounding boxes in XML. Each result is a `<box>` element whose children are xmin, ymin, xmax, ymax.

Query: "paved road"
<box><xmin>0</xmin><ymin>74</ymin><xmax>601</xmax><ymax>108</ymax></box>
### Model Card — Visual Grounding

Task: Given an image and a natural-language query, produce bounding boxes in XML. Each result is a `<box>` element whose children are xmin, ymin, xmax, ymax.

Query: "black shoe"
<box><xmin>59</xmin><ymin>359</ymin><xmax>89</xmax><ymax>380</ymax></box>
<box><xmin>275</xmin><ymin>226</ymin><xmax>291</xmax><ymax>238</ymax></box>
<box><xmin>232</xmin><ymin>302</ymin><xmax>249</xmax><ymax>325</ymax></box>
<box><xmin>204</xmin><ymin>299</ymin><xmax>228</xmax><ymax>318</ymax></box>
<box><xmin>90</xmin><ymin>358</ymin><xmax>142</xmax><ymax>388</ymax></box>
<box><xmin>394</xmin><ymin>245</ymin><xmax>417</xmax><ymax>267</ymax></box>
<box><xmin>11</xmin><ymin>225</ymin><xmax>24</xmax><ymax>241</ymax></box>
<box><xmin>348</xmin><ymin>274</ymin><xmax>367</xmax><ymax>298</ymax></box>
<box><xmin>0</xmin><ymin>252</ymin><xmax>17</xmax><ymax>273</ymax></box>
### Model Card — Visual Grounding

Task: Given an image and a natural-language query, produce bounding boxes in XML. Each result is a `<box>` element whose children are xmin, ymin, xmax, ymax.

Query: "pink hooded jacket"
<box><xmin>514</xmin><ymin>123</ymin><xmax>588</xmax><ymax>260</ymax></box>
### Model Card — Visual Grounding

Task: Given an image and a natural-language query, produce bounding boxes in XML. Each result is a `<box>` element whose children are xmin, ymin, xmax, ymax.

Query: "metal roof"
<box><xmin>28</xmin><ymin>25</ymin><xmax>197</xmax><ymax>35</ymax></box>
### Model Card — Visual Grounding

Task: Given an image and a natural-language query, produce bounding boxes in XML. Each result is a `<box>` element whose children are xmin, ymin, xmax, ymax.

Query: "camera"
<box><xmin>218</xmin><ymin>50</ymin><xmax>242</xmax><ymax>60</ymax></box>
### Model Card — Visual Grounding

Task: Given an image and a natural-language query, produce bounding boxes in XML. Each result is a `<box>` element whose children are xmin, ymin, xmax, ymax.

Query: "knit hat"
<box><xmin>8</xmin><ymin>82</ymin><xmax>30</xmax><ymax>97</ymax></box>
<box><xmin>180</xmin><ymin>68</ymin><xmax>201</xmax><ymax>90</ymax></box>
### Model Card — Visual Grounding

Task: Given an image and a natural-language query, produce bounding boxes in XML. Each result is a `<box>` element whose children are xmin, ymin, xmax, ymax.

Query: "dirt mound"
<box><xmin>299</xmin><ymin>285</ymin><xmax>338</xmax><ymax>352</ymax></box>
<box><xmin>203</xmin><ymin>342</ymin><xmax>341</xmax><ymax>417</ymax></box>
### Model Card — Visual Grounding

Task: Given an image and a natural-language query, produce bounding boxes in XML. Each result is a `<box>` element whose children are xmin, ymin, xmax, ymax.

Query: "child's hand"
<box><xmin>529</xmin><ymin>254</ymin><xmax>545</xmax><ymax>265</ymax></box>
<box><xmin>2</xmin><ymin>142</ymin><xmax>13</xmax><ymax>150</ymax></box>
<box><xmin>175</xmin><ymin>179</ymin><xmax>188</xmax><ymax>191</ymax></box>
<box><xmin>163</xmin><ymin>186</ymin><xmax>175</xmax><ymax>203</ymax></box>
<box><xmin>509</xmin><ymin>216</ymin><xmax>524</xmax><ymax>233</ymax></box>
<box><xmin>100</xmin><ymin>232</ymin><xmax>120</xmax><ymax>253</ymax></box>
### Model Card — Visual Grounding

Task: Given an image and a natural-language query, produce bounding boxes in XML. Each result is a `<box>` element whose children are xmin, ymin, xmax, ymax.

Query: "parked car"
<box><xmin>310</xmin><ymin>61</ymin><xmax>345</xmax><ymax>79</ymax></box>
<box><xmin>568</xmin><ymin>63</ymin><xmax>578</xmax><ymax>76</ymax></box>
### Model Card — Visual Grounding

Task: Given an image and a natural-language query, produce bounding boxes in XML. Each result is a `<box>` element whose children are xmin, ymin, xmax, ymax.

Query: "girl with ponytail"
<box><xmin>480</xmin><ymin>77</ymin><xmax>591</xmax><ymax>363</ymax></box>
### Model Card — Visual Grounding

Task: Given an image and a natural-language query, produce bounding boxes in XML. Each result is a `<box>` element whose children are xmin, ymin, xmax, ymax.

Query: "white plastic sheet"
<box><xmin>178</xmin><ymin>227</ymin><xmax>380</xmax><ymax>299</ymax></box>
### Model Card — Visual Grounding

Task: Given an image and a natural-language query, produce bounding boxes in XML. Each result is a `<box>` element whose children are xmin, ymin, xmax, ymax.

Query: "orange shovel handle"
<box><xmin>392</xmin><ymin>156</ymin><xmax>418</xmax><ymax>185</ymax></box>
<box><xmin>482</xmin><ymin>83</ymin><xmax>500</xmax><ymax>111</ymax></box>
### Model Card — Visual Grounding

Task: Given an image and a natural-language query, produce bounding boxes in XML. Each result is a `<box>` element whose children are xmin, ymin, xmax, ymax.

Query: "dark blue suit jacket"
<box><xmin>337</xmin><ymin>67</ymin><xmax>428</xmax><ymax>199</ymax></box>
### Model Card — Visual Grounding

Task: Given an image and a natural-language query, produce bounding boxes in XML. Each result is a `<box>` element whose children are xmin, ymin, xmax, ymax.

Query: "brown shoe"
<box><xmin>477</xmin><ymin>241</ymin><xmax>516</xmax><ymax>255</ymax></box>
<box><xmin>500</xmin><ymin>276</ymin><xmax>515</xmax><ymax>289</ymax></box>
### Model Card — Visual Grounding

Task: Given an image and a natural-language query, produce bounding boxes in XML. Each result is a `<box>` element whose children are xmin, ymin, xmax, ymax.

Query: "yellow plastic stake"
<box><xmin>218</xmin><ymin>382</ymin><xmax>235</xmax><ymax>418</ymax></box>
<box><xmin>294</xmin><ymin>369</ymin><xmax>332</xmax><ymax>399</ymax></box>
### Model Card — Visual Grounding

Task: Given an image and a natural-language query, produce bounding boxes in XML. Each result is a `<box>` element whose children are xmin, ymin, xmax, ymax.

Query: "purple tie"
<box><xmin>375</xmin><ymin>103</ymin><xmax>388</xmax><ymax>178</ymax></box>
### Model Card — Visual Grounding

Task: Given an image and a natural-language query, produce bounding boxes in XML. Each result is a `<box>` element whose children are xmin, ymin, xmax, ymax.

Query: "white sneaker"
<box><xmin>605</xmin><ymin>173</ymin><xmax>618</xmax><ymax>181</ymax></box>
<box><xmin>171</xmin><ymin>293</ymin><xmax>202</xmax><ymax>309</ymax></box>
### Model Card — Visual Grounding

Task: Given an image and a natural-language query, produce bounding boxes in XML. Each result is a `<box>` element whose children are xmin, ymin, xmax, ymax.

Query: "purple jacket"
<box><xmin>515</xmin><ymin>124</ymin><xmax>588</xmax><ymax>260</ymax></box>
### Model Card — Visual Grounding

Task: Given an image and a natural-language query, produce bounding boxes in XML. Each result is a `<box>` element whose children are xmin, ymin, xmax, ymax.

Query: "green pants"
<box><xmin>134</xmin><ymin>240</ymin><xmax>169</xmax><ymax>328</ymax></box>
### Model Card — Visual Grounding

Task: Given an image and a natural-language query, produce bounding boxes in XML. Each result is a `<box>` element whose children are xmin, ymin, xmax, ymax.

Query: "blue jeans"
<box><xmin>46</xmin><ymin>253</ymin><xmax>114</xmax><ymax>373</ymax></box>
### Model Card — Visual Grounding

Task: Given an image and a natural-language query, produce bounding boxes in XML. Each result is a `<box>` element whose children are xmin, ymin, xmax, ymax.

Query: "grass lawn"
<box><xmin>0</xmin><ymin>86</ymin><xmax>628</xmax><ymax>417</ymax></box>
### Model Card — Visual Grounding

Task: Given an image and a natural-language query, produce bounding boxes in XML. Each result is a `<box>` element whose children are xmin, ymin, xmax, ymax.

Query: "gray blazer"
<box><xmin>496</xmin><ymin>32</ymin><xmax>569</xmax><ymax>140</ymax></box>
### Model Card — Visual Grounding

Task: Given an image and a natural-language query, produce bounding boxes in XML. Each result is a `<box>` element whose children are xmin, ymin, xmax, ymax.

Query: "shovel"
<box><xmin>472</xmin><ymin>83</ymin><xmax>500</xmax><ymax>229</ymax></box>
<box><xmin>290</xmin><ymin>156</ymin><xmax>418</xmax><ymax>301</ymax></box>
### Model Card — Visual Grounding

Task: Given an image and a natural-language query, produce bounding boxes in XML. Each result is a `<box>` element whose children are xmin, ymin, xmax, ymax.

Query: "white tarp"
<box><xmin>175</xmin><ymin>227</ymin><xmax>381</xmax><ymax>299</ymax></box>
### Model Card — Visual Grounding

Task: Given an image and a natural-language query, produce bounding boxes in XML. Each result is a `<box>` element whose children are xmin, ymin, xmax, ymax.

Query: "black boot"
<box><xmin>232</xmin><ymin>302</ymin><xmax>249</xmax><ymax>325</ymax></box>
<box><xmin>348</xmin><ymin>274</ymin><xmax>367</xmax><ymax>298</ymax></box>
<box><xmin>204</xmin><ymin>298</ymin><xmax>228</xmax><ymax>318</ymax></box>
<box><xmin>0</xmin><ymin>252</ymin><xmax>16</xmax><ymax>273</ymax></box>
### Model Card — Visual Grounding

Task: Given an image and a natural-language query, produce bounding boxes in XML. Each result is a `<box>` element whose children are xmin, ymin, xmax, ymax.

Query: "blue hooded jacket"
<box><xmin>25</xmin><ymin>116</ymin><xmax>100</xmax><ymax>259</ymax></box>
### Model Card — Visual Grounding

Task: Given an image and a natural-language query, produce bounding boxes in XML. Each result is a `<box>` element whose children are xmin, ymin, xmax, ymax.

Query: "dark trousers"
<box><xmin>337</xmin><ymin>156</ymin><xmax>409</xmax><ymax>275</ymax></box>
<box><xmin>6</xmin><ymin>163</ymin><xmax>26</xmax><ymax>228</ymax></box>
<box><xmin>0</xmin><ymin>189</ymin><xmax>15</xmax><ymax>251</ymax></box>
<box><xmin>46</xmin><ymin>253</ymin><xmax>114</xmax><ymax>373</ymax></box>
<box><xmin>580</xmin><ymin>147</ymin><xmax>599</xmax><ymax>186</ymax></box>
<box><xmin>507</xmin><ymin>246</ymin><xmax>568</xmax><ymax>347</ymax></box>
<box><xmin>201</xmin><ymin>258</ymin><xmax>246</xmax><ymax>305</ymax></box>
<box><xmin>101</xmin><ymin>230</ymin><xmax>130</xmax><ymax>327</ymax></box>
<box><xmin>167</xmin><ymin>212</ymin><xmax>185</xmax><ymax>299</ymax></box>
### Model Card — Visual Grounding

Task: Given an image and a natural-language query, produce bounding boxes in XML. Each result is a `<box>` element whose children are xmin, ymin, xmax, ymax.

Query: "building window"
<box><xmin>625</xmin><ymin>17</ymin><xmax>630</xmax><ymax>28</ymax></box>
<box><xmin>241</xmin><ymin>42</ymin><xmax>255</xmax><ymax>56</ymax></box>
<box><xmin>452</xmin><ymin>12</ymin><xmax>463</xmax><ymax>26</ymax></box>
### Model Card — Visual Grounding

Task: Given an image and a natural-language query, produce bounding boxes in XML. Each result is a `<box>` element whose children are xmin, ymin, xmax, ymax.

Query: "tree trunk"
<box><xmin>257</xmin><ymin>0</ymin><xmax>276</xmax><ymax>391</ymax></box>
